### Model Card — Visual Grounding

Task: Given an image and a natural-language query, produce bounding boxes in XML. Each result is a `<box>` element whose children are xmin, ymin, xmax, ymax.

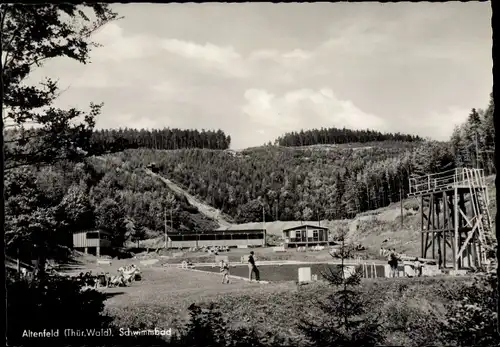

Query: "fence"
<box><xmin>409</xmin><ymin>168</ymin><xmax>486</xmax><ymax>195</ymax></box>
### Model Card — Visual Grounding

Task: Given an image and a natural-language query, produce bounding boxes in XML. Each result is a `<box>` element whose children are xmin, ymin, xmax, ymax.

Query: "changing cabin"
<box><xmin>282</xmin><ymin>224</ymin><xmax>330</xmax><ymax>248</ymax></box>
<box><xmin>72</xmin><ymin>230</ymin><xmax>112</xmax><ymax>257</ymax></box>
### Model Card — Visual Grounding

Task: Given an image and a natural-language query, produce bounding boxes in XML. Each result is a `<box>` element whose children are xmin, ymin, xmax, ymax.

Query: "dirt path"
<box><xmin>143</xmin><ymin>169</ymin><xmax>233</xmax><ymax>228</ymax></box>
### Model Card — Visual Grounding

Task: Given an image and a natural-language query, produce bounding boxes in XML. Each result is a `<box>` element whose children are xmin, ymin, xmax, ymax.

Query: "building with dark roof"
<box><xmin>282</xmin><ymin>224</ymin><xmax>330</xmax><ymax>248</ymax></box>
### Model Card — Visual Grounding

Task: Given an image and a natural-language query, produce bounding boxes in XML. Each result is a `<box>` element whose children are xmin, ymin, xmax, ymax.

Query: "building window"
<box><xmin>295</xmin><ymin>231</ymin><xmax>301</xmax><ymax>239</ymax></box>
<box><xmin>86</xmin><ymin>232</ymin><xmax>99</xmax><ymax>239</ymax></box>
<box><xmin>313</xmin><ymin>230</ymin><xmax>319</xmax><ymax>241</ymax></box>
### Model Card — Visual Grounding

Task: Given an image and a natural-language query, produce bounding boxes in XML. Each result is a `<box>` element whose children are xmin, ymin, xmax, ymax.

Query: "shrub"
<box><xmin>403</xmin><ymin>200</ymin><xmax>419</xmax><ymax>211</ymax></box>
<box><xmin>7</xmin><ymin>273</ymin><xmax>175</xmax><ymax>346</ymax></box>
<box><xmin>298</xmin><ymin>235</ymin><xmax>384</xmax><ymax>347</ymax></box>
<box><xmin>6</xmin><ymin>274</ymin><xmax>113</xmax><ymax>346</ymax></box>
<box><xmin>441</xmin><ymin>274</ymin><xmax>499</xmax><ymax>346</ymax></box>
<box><xmin>171</xmin><ymin>303</ymin><xmax>284</xmax><ymax>347</ymax></box>
<box><xmin>378</xmin><ymin>283</ymin><xmax>444</xmax><ymax>347</ymax></box>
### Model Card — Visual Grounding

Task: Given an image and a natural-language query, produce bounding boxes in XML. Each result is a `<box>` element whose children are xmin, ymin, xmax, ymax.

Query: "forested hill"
<box><xmin>274</xmin><ymin>127</ymin><xmax>423</xmax><ymax>147</ymax></box>
<box><xmin>117</xmin><ymin>94</ymin><xmax>495</xmax><ymax>225</ymax></box>
<box><xmin>4</xmin><ymin>156</ymin><xmax>219</xmax><ymax>256</ymax></box>
<box><xmin>90</xmin><ymin>128</ymin><xmax>231</xmax><ymax>152</ymax></box>
<box><xmin>3</xmin><ymin>127</ymin><xmax>231</xmax><ymax>166</ymax></box>
<box><xmin>117</xmin><ymin>141</ymin><xmax>433</xmax><ymax>223</ymax></box>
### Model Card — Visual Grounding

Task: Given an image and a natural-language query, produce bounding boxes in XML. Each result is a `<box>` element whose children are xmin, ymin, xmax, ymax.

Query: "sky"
<box><xmin>29</xmin><ymin>2</ymin><xmax>492</xmax><ymax>149</ymax></box>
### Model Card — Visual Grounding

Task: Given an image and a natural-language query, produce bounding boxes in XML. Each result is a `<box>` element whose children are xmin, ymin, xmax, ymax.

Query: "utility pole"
<box><xmin>262</xmin><ymin>204</ymin><xmax>265</xmax><ymax>232</ymax></box>
<box><xmin>164</xmin><ymin>206</ymin><xmax>168</xmax><ymax>249</ymax></box>
<box><xmin>475</xmin><ymin>132</ymin><xmax>480</xmax><ymax>169</ymax></box>
<box><xmin>170</xmin><ymin>208</ymin><xmax>173</xmax><ymax>237</ymax></box>
<box><xmin>400</xmin><ymin>186</ymin><xmax>404</xmax><ymax>227</ymax></box>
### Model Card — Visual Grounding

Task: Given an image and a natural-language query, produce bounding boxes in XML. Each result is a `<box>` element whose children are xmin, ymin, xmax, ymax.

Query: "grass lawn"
<box><xmin>103</xmin><ymin>264</ymin><xmax>475</xmax><ymax>346</ymax></box>
<box><xmin>104</xmin><ymin>266</ymin><xmax>297</xmax><ymax>335</ymax></box>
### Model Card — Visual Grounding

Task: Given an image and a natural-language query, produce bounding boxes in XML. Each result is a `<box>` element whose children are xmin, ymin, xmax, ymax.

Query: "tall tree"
<box><xmin>298</xmin><ymin>226</ymin><xmax>383</xmax><ymax>346</ymax></box>
<box><xmin>1</xmin><ymin>4</ymin><xmax>119</xmax><ymax>274</ymax></box>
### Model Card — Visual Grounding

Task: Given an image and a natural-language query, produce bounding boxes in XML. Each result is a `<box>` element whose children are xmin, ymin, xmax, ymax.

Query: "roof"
<box><xmin>283</xmin><ymin>224</ymin><xmax>329</xmax><ymax>232</ymax></box>
<box><xmin>72</xmin><ymin>229</ymin><xmax>111</xmax><ymax>235</ymax></box>
<box><xmin>168</xmin><ymin>229</ymin><xmax>265</xmax><ymax>236</ymax></box>
<box><xmin>216</xmin><ymin>223</ymin><xmax>267</xmax><ymax>232</ymax></box>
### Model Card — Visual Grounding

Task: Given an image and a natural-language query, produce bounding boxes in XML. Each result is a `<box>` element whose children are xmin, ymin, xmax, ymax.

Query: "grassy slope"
<box><xmin>144</xmin><ymin>168</ymin><xmax>233</xmax><ymax>227</ymax></box>
<box><xmin>103</xmin><ymin>265</ymin><xmax>475</xmax><ymax>346</ymax></box>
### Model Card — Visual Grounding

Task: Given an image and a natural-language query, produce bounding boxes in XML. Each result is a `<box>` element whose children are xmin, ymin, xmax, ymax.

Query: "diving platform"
<box><xmin>408</xmin><ymin>168</ymin><xmax>494</xmax><ymax>271</ymax></box>
<box><xmin>408</xmin><ymin>168</ymin><xmax>489</xmax><ymax>198</ymax></box>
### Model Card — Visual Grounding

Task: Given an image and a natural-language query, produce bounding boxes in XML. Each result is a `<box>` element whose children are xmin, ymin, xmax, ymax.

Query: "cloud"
<box><xmin>412</xmin><ymin>107</ymin><xmax>472</xmax><ymax>140</ymax></box>
<box><xmin>95</xmin><ymin>112</ymin><xmax>169</xmax><ymax>130</ymax></box>
<box><xmin>161</xmin><ymin>39</ymin><xmax>248</xmax><ymax>78</ymax></box>
<box><xmin>242</xmin><ymin>88</ymin><xmax>388</xmax><ymax>140</ymax></box>
<box><xmin>91</xmin><ymin>23</ymin><xmax>159</xmax><ymax>62</ymax></box>
<box><xmin>26</xmin><ymin>3</ymin><xmax>491</xmax><ymax>150</ymax></box>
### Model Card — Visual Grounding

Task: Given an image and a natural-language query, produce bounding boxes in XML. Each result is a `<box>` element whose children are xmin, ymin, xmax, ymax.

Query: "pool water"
<box><xmin>195</xmin><ymin>263</ymin><xmax>391</xmax><ymax>282</ymax></box>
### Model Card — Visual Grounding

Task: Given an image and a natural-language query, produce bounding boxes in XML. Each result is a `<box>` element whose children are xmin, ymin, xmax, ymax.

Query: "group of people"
<box><xmin>385</xmin><ymin>248</ymin><xmax>424</xmax><ymax>278</ymax></box>
<box><xmin>72</xmin><ymin>265</ymin><xmax>141</xmax><ymax>288</ymax></box>
<box><xmin>219</xmin><ymin>251</ymin><xmax>260</xmax><ymax>284</ymax></box>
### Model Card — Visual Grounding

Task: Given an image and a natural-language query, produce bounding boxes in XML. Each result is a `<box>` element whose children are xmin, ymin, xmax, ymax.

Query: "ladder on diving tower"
<box><xmin>458</xmin><ymin>169</ymin><xmax>495</xmax><ymax>267</ymax></box>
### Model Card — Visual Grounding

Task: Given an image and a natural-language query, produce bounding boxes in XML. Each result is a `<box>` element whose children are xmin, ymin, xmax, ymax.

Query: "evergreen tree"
<box><xmin>298</xmin><ymin>227</ymin><xmax>383</xmax><ymax>346</ymax></box>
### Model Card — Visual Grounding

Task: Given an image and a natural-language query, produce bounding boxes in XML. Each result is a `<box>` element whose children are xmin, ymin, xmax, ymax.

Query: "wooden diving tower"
<box><xmin>408</xmin><ymin>168</ymin><xmax>495</xmax><ymax>271</ymax></box>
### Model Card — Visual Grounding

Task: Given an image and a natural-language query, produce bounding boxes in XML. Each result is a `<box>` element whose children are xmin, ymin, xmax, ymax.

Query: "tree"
<box><xmin>4</xmin><ymin>168</ymin><xmax>68</xmax><ymax>271</ymax></box>
<box><xmin>1</xmin><ymin>3</ymin><xmax>120</xmax><ymax>276</ymax></box>
<box><xmin>302</xmin><ymin>206</ymin><xmax>313</xmax><ymax>221</ymax></box>
<box><xmin>59</xmin><ymin>183</ymin><xmax>94</xmax><ymax>231</ymax></box>
<box><xmin>1</xmin><ymin>4</ymin><xmax>120</xmax><ymax>170</ymax></box>
<box><xmin>298</xmin><ymin>226</ymin><xmax>383</xmax><ymax>346</ymax></box>
<box><xmin>125</xmin><ymin>218</ymin><xmax>145</xmax><ymax>248</ymax></box>
<box><xmin>95</xmin><ymin>198</ymin><xmax>127</xmax><ymax>246</ymax></box>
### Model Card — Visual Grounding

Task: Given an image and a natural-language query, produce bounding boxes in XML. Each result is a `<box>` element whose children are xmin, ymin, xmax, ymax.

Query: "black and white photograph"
<box><xmin>2</xmin><ymin>1</ymin><xmax>498</xmax><ymax>346</ymax></box>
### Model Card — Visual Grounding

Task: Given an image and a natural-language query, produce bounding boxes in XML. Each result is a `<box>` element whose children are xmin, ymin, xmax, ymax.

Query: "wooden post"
<box><xmin>167</xmin><ymin>207</ymin><xmax>168</xmax><ymax>249</ymax></box>
<box><xmin>421</xmin><ymin>195</ymin><xmax>424</xmax><ymax>258</ymax></box>
<box><xmin>431</xmin><ymin>195</ymin><xmax>436</xmax><ymax>260</ymax></box>
<box><xmin>305</xmin><ymin>226</ymin><xmax>308</xmax><ymax>248</ymax></box>
<box><xmin>454</xmin><ymin>188</ymin><xmax>459</xmax><ymax>270</ymax></box>
<box><xmin>400</xmin><ymin>186</ymin><xmax>404</xmax><ymax>227</ymax></box>
<box><xmin>443</xmin><ymin>192</ymin><xmax>447</xmax><ymax>268</ymax></box>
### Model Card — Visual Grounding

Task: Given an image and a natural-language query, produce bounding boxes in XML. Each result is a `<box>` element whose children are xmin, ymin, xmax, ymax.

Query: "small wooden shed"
<box><xmin>72</xmin><ymin>230</ymin><xmax>112</xmax><ymax>257</ymax></box>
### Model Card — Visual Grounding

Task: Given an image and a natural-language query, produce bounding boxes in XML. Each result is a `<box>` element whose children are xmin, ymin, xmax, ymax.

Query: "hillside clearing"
<box><xmin>144</xmin><ymin>168</ymin><xmax>233</xmax><ymax>228</ymax></box>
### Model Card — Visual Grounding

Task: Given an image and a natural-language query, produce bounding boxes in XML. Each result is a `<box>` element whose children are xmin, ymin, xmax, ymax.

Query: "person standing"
<box><xmin>248</xmin><ymin>251</ymin><xmax>260</xmax><ymax>282</ymax></box>
<box><xmin>388</xmin><ymin>249</ymin><xmax>399</xmax><ymax>278</ymax></box>
<box><xmin>220</xmin><ymin>260</ymin><xmax>230</xmax><ymax>284</ymax></box>
<box><xmin>414</xmin><ymin>257</ymin><xmax>423</xmax><ymax>277</ymax></box>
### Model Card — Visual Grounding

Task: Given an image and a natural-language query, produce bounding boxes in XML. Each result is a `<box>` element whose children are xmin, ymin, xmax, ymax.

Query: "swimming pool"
<box><xmin>195</xmin><ymin>262</ymin><xmax>393</xmax><ymax>282</ymax></box>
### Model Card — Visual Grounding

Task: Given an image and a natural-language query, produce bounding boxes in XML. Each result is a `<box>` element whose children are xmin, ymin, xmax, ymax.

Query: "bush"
<box><xmin>378</xmin><ymin>283</ymin><xmax>444</xmax><ymax>347</ymax></box>
<box><xmin>7</xmin><ymin>273</ymin><xmax>173</xmax><ymax>346</ymax></box>
<box><xmin>441</xmin><ymin>274</ymin><xmax>499</xmax><ymax>346</ymax></box>
<box><xmin>171</xmin><ymin>303</ymin><xmax>284</xmax><ymax>347</ymax></box>
<box><xmin>403</xmin><ymin>200</ymin><xmax>419</xmax><ymax>211</ymax></box>
<box><xmin>7</xmin><ymin>274</ymin><xmax>113</xmax><ymax>346</ymax></box>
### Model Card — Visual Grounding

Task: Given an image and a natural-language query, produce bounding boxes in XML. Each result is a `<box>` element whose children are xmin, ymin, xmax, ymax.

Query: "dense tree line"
<box><xmin>274</xmin><ymin>127</ymin><xmax>423</xmax><ymax>147</ymax></box>
<box><xmin>5</xmin><ymin>126</ymin><xmax>231</xmax><ymax>164</ymax></box>
<box><xmin>115</xmin><ymin>95</ymin><xmax>493</xmax><ymax>225</ymax></box>
<box><xmin>4</xmin><ymin>158</ymin><xmax>218</xmax><ymax>257</ymax></box>
<box><xmin>450</xmin><ymin>93</ymin><xmax>495</xmax><ymax>176</ymax></box>
<box><xmin>89</xmin><ymin>128</ymin><xmax>231</xmax><ymax>153</ymax></box>
<box><xmin>117</xmin><ymin>141</ymin><xmax>435</xmax><ymax>223</ymax></box>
